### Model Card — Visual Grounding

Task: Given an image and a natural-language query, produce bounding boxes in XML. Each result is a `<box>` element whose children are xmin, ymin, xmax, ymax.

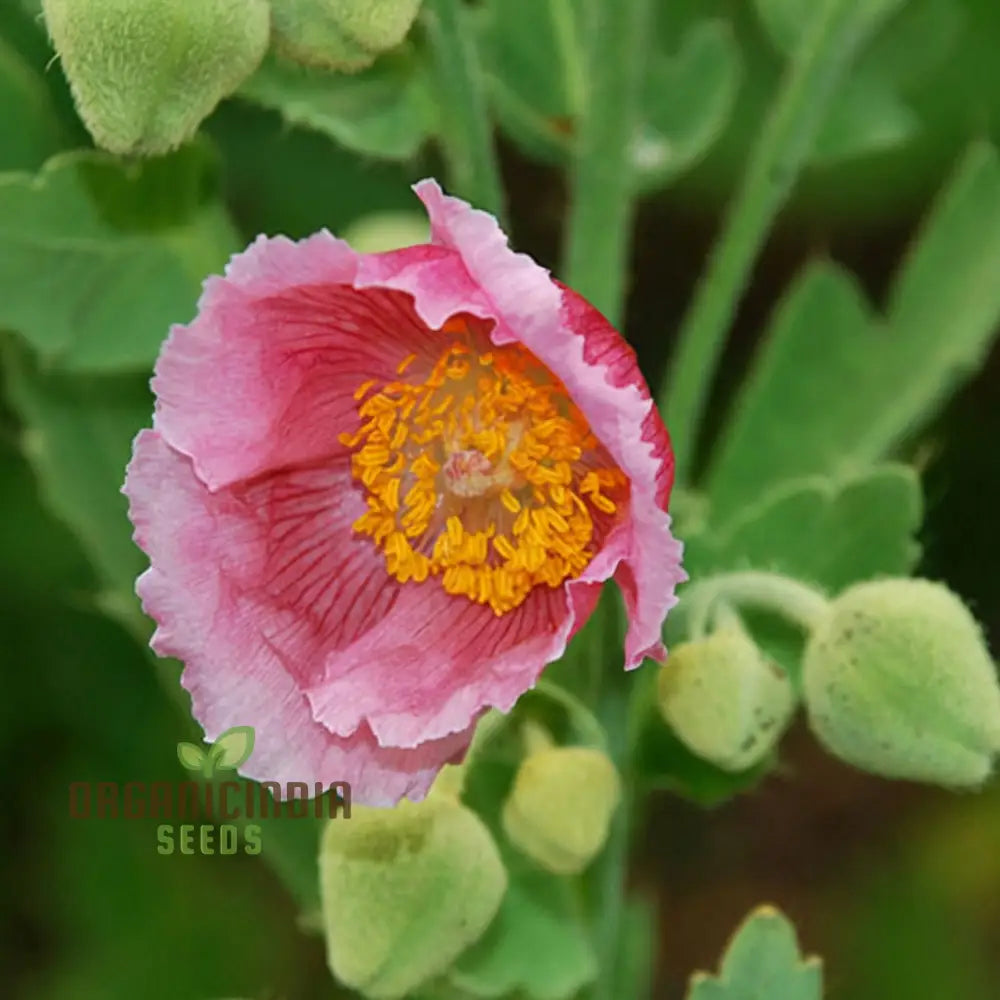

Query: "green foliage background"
<box><xmin>1</xmin><ymin>0</ymin><xmax>999</xmax><ymax>998</ymax></box>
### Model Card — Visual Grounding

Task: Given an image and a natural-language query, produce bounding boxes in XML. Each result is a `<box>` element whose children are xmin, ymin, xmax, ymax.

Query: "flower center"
<box><xmin>340</xmin><ymin>327</ymin><xmax>627</xmax><ymax>615</ymax></box>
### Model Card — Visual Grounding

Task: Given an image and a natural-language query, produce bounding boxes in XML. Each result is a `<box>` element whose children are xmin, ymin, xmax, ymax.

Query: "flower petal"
<box><xmin>124</xmin><ymin>429</ymin><xmax>473</xmax><ymax>804</ymax></box>
<box><xmin>152</xmin><ymin>235</ymin><xmax>446</xmax><ymax>492</ymax></box>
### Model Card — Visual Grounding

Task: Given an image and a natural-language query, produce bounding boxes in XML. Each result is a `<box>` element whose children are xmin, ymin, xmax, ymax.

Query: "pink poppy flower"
<box><xmin>124</xmin><ymin>180</ymin><xmax>686</xmax><ymax>806</ymax></box>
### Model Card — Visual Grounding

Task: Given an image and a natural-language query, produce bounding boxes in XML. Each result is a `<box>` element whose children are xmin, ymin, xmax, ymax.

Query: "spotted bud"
<box><xmin>271</xmin><ymin>0</ymin><xmax>423</xmax><ymax>72</ymax></box>
<box><xmin>502</xmin><ymin>745</ymin><xmax>621</xmax><ymax>875</ymax></box>
<box><xmin>42</xmin><ymin>0</ymin><xmax>270</xmax><ymax>156</ymax></box>
<box><xmin>318</xmin><ymin>792</ymin><xmax>506</xmax><ymax>999</ymax></box>
<box><xmin>657</xmin><ymin>624</ymin><xmax>796</xmax><ymax>771</ymax></box>
<box><xmin>803</xmin><ymin>579</ymin><xmax>1000</xmax><ymax>787</ymax></box>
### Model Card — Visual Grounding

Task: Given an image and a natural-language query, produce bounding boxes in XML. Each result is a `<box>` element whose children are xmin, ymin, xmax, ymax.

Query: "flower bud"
<box><xmin>502</xmin><ymin>745</ymin><xmax>621</xmax><ymax>875</ymax></box>
<box><xmin>657</xmin><ymin>624</ymin><xmax>796</xmax><ymax>771</ymax></box>
<box><xmin>318</xmin><ymin>794</ymin><xmax>506</xmax><ymax>999</ymax></box>
<box><xmin>42</xmin><ymin>0</ymin><xmax>270</xmax><ymax>156</ymax></box>
<box><xmin>803</xmin><ymin>579</ymin><xmax>1000</xmax><ymax>786</ymax></box>
<box><xmin>271</xmin><ymin>0</ymin><xmax>423</xmax><ymax>72</ymax></box>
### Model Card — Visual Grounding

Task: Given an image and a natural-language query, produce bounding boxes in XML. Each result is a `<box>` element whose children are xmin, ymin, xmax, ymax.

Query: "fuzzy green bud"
<box><xmin>803</xmin><ymin>579</ymin><xmax>1000</xmax><ymax>787</ymax></box>
<box><xmin>42</xmin><ymin>0</ymin><xmax>270</xmax><ymax>156</ymax></box>
<box><xmin>502</xmin><ymin>745</ymin><xmax>621</xmax><ymax>875</ymax></box>
<box><xmin>318</xmin><ymin>793</ymin><xmax>506</xmax><ymax>999</ymax></box>
<box><xmin>271</xmin><ymin>0</ymin><xmax>423</xmax><ymax>72</ymax></box>
<box><xmin>657</xmin><ymin>624</ymin><xmax>796</xmax><ymax>771</ymax></box>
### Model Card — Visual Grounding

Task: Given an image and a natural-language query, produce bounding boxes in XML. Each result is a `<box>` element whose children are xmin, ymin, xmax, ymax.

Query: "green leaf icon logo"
<box><xmin>177</xmin><ymin>741</ymin><xmax>206</xmax><ymax>772</ymax></box>
<box><xmin>209</xmin><ymin>725</ymin><xmax>255</xmax><ymax>771</ymax></box>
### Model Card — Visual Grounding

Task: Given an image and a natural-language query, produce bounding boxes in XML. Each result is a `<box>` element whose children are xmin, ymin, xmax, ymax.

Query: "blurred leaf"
<box><xmin>708</xmin><ymin>143</ymin><xmax>1000</xmax><ymax>519</ymax></box>
<box><xmin>239</xmin><ymin>50</ymin><xmax>435</xmax><ymax>161</ymax></box>
<box><xmin>0</xmin><ymin>145</ymin><xmax>239</xmax><ymax>372</ymax></box>
<box><xmin>475</xmin><ymin>0</ymin><xmax>582</xmax><ymax>164</ymax></box>
<box><xmin>841</xmin><ymin>0</ymin><xmax>963</xmax><ymax>91</ymax></box>
<box><xmin>2</xmin><ymin>343</ymin><xmax>150</xmax><ymax>593</ymax></box>
<box><xmin>810</xmin><ymin>72</ymin><xmax>919</xmax><ymax>165</ymax></box>
<box><xmin>450</xmin><ymin>865</ymin><xmax>598</xmax><ymax>1000</ymax></box>
<box><xmin>754</xmin><ymin>0</ymin><xmax>960</xmax><ymax>164</ymax></box>
<box><xmin>689</xmin><ymin>466</ymin><xmax>922</xmax><ymax>591</ymax></box>
<box><xmin>634</xmin><ymin>20</ymin><xmax>741</xmax><ymax>190</ymax></box>
<box><xmin>206</xmin><ymin>99</ymin><xmax>421</xmax><ymax>241</ymax></box>
<box><xmin>687</xmin><ymin>906</ymin><xmax>822</xmax><ymax>1000</ymax></box>
<box><xmin>0</xmin><ymin>34</ymin><xmax>64</xmax><ymax>171</ymax></box>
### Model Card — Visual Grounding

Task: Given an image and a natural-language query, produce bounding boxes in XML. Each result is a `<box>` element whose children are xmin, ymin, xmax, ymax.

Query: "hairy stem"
<box><xmin>423</xmin><ymin>0</ymin><xmax>505</xmax><ymax>221</ymax></box>
<box><xmin>563</xmin><ymin>0</ymin><xmax>653</xmax><ymax>326</ymax></box>
<box><xmin>659</xmin><ymin>0</ymin><xmax>906</xmax><ymax>483</ymax></box>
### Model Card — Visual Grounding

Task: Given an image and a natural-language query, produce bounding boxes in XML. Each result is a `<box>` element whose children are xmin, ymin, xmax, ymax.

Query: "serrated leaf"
<box><xmin>689</xmin><ymin>467</ymin><xmax>922</xmax><ymax>592</ymax></box>
<box><xmin>239</xmin><ymin>50</ymin><xmax>434</xmax><ymax>161</ymax></box>
<box><xmin>177</xmin><ymin>742</ymin><xmax>206</xmax><ymax>771</ymax></box>
<box><xmin>754</xmin><ymin>0</ymin><xmax>955</xmax><ymax>165</ymax></box>
<box><xmin>0</xmin><ymin>146</ymin><xmax>239</xmax><ymax>372</ymax></box>
<box><xmin>707</xmin><ymin>144</ymin><xmax>1000</xmax><ymax>519</ymax></box>
<box><xmin>634</xmin><ymin>20</ymin><xmax>741</xmax><ymax>190</ymax></box>
<box><xmin>810</xmin><ymin>73</ymin><xmax>919</xmax><ymax>165</ymax></box>
<box><xmin>1</xmin><ymin>342</ymin><xmax>151</xmax><ymax>593</ymax></box>
<box><xmin>687</xmin><ymin>906</ymin><xmax>822</xmax><ymax>1000</ymax></box>
<box><xmin>210</xmin><ymin>725</ymin><xmax>256</xmax><ymax>770</ymax></box>
<box><xmin>674</xmin><ymin>467</ymin><xmax>920</xmax><ymax>688</ymax></box>
<box><xmin>449</xmin><ymin>866</ymin><xmax>598</xmax><ymax>1000</ymax></box>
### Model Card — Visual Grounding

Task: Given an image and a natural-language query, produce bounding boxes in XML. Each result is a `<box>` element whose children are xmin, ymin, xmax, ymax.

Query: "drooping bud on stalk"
<box><xmin>803</xmin><ymin>578</ymin><xmax>1000</xmax><ymax>787</ymax></box>
<box><xmin>657</xmin><ymin>621</ymin><xmax>796</xmax><ymax>771</ymax></box>
<box><xmin>42</xmin><ymin>0</ymin><xmax>270</xmax><ymax>156</ymax></box>
<box><xmin>318</xmin><ymin>781</ymin><xmax>506</xmax><ymax>999</ymax></box>
<box><xmin>502</xmin><ymin>740</ymin><xmax>621</xmax><ymax>875</ymax></box>
<box><xmin>270</xmin><ymin>0</ymin><xmax>424</xmax><ymax>72</ymax></box>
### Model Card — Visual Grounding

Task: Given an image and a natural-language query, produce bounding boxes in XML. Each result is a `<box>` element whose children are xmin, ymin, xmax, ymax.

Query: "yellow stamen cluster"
<box><xmin>340</xmin><ymin>333</ymin><xmax>627</xmax><ymax>615</ymax></box>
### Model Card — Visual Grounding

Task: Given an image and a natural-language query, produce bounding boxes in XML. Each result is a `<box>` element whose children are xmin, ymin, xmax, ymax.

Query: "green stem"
<box><xmin>659</xmin><ymin>0</ymin><xmax>905</xmax><ymax>484</ymax></box>
<box><xmin>562</xmin><ymin>0</ymin><xmax>652</xmax><ymax>326</ymax></box>
<box><xmin>587</xmin><ymin>674</ymin><xmax>633</xmax><ymax>1000</ymax></box>
<box><xmin>422</xmin><ymin>0</ymin><xmax>505</xmax><ymax>221</ymax></box>
<box><xmin>685</xmin><ymin>570</ymin><xmax>831</xmax><ymax>639</ymax></box>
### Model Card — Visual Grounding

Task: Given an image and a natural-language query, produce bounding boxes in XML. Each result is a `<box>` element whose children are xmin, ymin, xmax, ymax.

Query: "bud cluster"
<box><xmin>42</xmin><ymin>0</ymin><xmax>424</xmax><ymax>156</ymax></box>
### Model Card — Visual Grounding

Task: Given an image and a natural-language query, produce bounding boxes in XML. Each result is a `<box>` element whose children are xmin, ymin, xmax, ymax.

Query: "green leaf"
<box><xmin>177</xmin><ymin>741</ymin><xmax>206</xmax><ymax>771</ymax></box>
<box><xmin>707</xmin><ymin>144</ymin><xmax>1000</xmax><ymax>519</ymax></box>
<box><xmin>754</xmin><ymin>0</ymin><xmax>960</xmax><ymax>165</ymax></box>
<box><xmin>687</xmin><ymin>906</ymin><xmax>822</xmax><ymax>1000</ymax></box>
<box><xmin>810</xmin><ymin>73</ymin><xmax>919</xmax><ymax>166</ymax></box>
<box><xmin>449</xmin><ymin>865</ymin><xmax>598</xmax><ymax>1000</ymax></box>
<box><xmin>688</xmin><ymin>467</ymin><xmax>922</xmax><ymax>593</ymax></box>
<box><xmin>0</xmin><ymin>33</ymin><xmax>64</xmax><ymax>171</ymax></box>
<box><xmin>634</xmin><ymin>20</ymin><xmax>741</xmax><ymax>190</ymax></box>
<box><xmin>238</xmin><ymin>50</ymin><xmax>435</xmax><ymax>161</ymax></box>
<box><xmin>475</xmin><ymin>0</ymin><xmax>583</xmax><ymax>164</ymax></box>
<box><xmin>210</xmin><ymin>725</ymin><xmax>256</xmax><ymax>770</ymax></box>
<box><xmin>1</xmin><ymin>342</ymin><xmax>151</xmax><ymax>594</ymax></box>
<box><xmin>0</xmin><ymin>145</ymin><xmax>239</xmax><ymax>372</ymax></box>
<box><xmin>675</xmin><ymin>467</ymin><xmax>921</xmax><ymax>686</ymax></box>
